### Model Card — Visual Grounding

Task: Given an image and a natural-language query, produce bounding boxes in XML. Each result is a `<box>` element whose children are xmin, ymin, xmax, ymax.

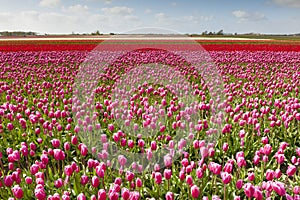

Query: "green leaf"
<box><xmin>73</xmin><ymin>173</ymin><xmax>81</xmax><ymax>195</ymax></box>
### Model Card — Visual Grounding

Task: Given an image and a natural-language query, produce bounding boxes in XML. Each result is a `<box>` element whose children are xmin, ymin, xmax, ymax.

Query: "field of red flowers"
<box><xmin>1</xmin><ymin>38</ymin><xmax>300</xmax><ymax>51</ymax></box>
<box><xmin>0</xmin><ymin>38</ymin><xmax>300</xmax><ymax>200</ymax></box>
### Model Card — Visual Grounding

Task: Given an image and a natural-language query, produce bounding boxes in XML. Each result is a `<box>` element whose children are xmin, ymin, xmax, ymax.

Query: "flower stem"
<box><xmin>224</xmin><ymin>185</ymin><xmax>226</xmax><ymax>200</ymax></box>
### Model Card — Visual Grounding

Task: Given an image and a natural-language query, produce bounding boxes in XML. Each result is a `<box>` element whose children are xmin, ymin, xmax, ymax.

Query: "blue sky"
<box><xmin>0</xmin><ymin>0</ymin><xmax>299</xmax><ymax>34</ymax></box>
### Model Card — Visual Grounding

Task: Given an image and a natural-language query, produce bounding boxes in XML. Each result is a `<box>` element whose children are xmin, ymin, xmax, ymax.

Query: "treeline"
<box><xmin>0</xmin><ymin>31</ymin><xmax>37</xmax><ymax>36</ymax></box>
<box><xmin>201</xmin><ymin>30</ymin><xmax>224</xmax><ymax>35</ymax></box>
<box><xmin>188</xmin><ymin>30</ymin><xmax>226</xmax><ymax>37</ymax></box>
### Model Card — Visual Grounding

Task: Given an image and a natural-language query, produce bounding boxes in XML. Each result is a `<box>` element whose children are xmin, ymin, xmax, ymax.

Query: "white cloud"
<box><xmin>183</xmin><ymin>15</ymin><xmax>213</xmax><ymax>24</ymax></box>
<box><xmin>66</xmin><ymin>4</ymin><xmax>89</xmax><ymax>13</ymax></box>
<box><xmin>151</xmin><ymin>13</ymin><xmax>215</xmax><ymax>33</ymax></box>
<box><xmin>155</xmin><ymin>12</ymin><xmax>168</xmax><ymax>22</ymax></box>
<box><xmin>272</xmin><ymin>0</ymin><xmax>300</xmax><ymax>8</ymax></box>
<box><xmin>145</xmin><ymin>9</ymin><xmax>151</xmax><ymax>14</ymax></box>
<box><xmin>232</xmin><ymin>10</ymin><xmax>249</xmax><ymax>19</ymax></box>
<box><xmin>103</xmin><ymin>0</ymin><xmax>112</xmax><ymax>4</ymax></box>
<box><xmin>88</xmin><ymin>14</ymin><xmax>108</xmax><ymax>22</ymax></box>
<box><xmin>85</xmin><ymin>0</ymin><xmax>112</xmax><ymax>4</ymax></box>
<box><xmin>0</xmin><ymin>11</ymin><xmax>74</xmax><ymax>33</ymax></box>
<box><xmin>201</xmin><ymin>15</ymin><xmax>214</xmax><ymax>21</ymax></box>
<box><xmin>101</xmin><ymin>6</ymin><xmax>134</xmax><ymax>15</ymax></box>
<box><xmin>0</xmin><ymin>8</ymin><xmax>141</xmax><ymax>34</ymax></box>
<box><xmin>171</xmin><ymin>2</ymin><xmax>177</xmax><ymax>6</ymax></box>
<box><xmin>232</xmin><ymin>10</ymin><xmax>266</xmax><ymax>21</ymax></box>
<box><xmin>97</xmin><ymin>6</ymin><xmax>140</xmax><ymax>32</ymax></box>
<box><xmin>124</xmin><ymin>15</ymin><xmax>139</xmax><ymax>21</ymax></box>
<box><xmin>183</xmin><ymin>15</ymin><xmax>199</xmax><ymax>24</ymax></box>
<box><xmin>39</xmin><ymin>0</ymin><xmax>61</xmax><ymax>8</ymax></box>
<box><xmin>154</xmin><ymin>13</ymin><xmax>213</xmax><ymax>27</ymax></box>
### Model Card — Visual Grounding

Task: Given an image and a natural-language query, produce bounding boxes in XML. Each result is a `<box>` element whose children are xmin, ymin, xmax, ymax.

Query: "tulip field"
<box><xmin>0</xmin><ymin>37</ymin><xmax>300</xmax><ymax>200</ymax></box>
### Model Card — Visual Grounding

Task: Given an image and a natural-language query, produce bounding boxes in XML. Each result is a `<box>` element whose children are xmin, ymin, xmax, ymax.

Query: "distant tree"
<box><xmin>91</xmin><ymin>30</ymin><xmax>101</xmax><ymax>35</ymax></box>
<box><xmin>217</xmin><ymin>30</ymin><xmax>224</xmax><ymax>35</ymax></box>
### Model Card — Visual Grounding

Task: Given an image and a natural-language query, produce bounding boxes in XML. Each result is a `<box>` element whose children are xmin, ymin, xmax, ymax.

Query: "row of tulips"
<box><xmin>1</xmin><ymin>41</ymin><xmax>300</xmax><ymax>51</ymax></box>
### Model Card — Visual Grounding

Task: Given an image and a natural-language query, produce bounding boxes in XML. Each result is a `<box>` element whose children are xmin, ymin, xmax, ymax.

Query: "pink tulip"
<box><xmin>108</xmin><ymin>124</ymin><xmax>114</xmax><ymax>131</ymax></box>
<box><xmin>126</xmin><ymin>171</ymin><xmax>134</xmax><ymax>182</ymax></box>
<box><xmin>80</xmin><ymin>175</ymin><xmax>89</xmax><ymax>185</ymax></box>
<box><xmin>248</xmin><ymin>172</ymin><xmax>255</xmax><ymax>181</ymax></box>
<box><xmin>191</xmin><ymin>185</ymin><xmax>200</xmax><ymax>198</ymax></box>
<box><xmin>221</xmin><ymin>172</ymin><xmax>232</xmax><ymax>184</ymax></box>
<box><xmin>274</xmin><ymin>169</ymin><xmax>281</xmax><ymax>179</ymax></box>
<box><xmin>243</xmin><ymin>183</ymin><xmax>254</xmax><ymax>198</ymax></box>
<box><xmin>36</xmin><ymin>177</ymin><xmax>44</xmax><ymax>186</ymax></box>
<box><xmin>7</xmin><ymin>123</ymin><xmax>14</xmax><ymax>131</ymax></box>
<box><xmin>272</xmin><ymin>181</ymin><xmax>286</xmax><ymax>196</ymax></box>
<box><xmin>154</xmin><ymin>172</ymin><xmax>162</xmax><ymax>184</ymax></box>
<box><xmin>275</xmin><ymin>153</ymin><xmax>285</xmax><ymax>164</ymax></box>
<box><xmin>121</xmin><ymin>188</ymin><xmax>130</xmax><ymax>200</ymax></box>
<box><xmin>294</xmin><ymin>186</ymin><xmax>300</xmax><ymax>194</ymax></box>
<box><xmin>263</xmin><ymin>144</ymin><xmax>272</xmax><ymax>155</ymax></box>
<box><xmin>118</xmin><ymin>155</ymin><xmax>127</xmax><ymax>166</ymax></box>
<box><xmin>77</xmin><ymin>193</ymin><xmax>86</xmax><ymax>200</ymax></box>
<box><xmin>265</xmin><ymin>169</ymin><xmax>274</xmax><ymax>181</ymax></box>
<box><xmin>135</xmin><ymin>177</ymin><xmax>142</xmax><ymax>188</ymax></box>
<box><xmin>253</xmin><ymin>188</ymin><xmax>263</xmax><ymax>200</ymax></box>
<box><xmin>109</xmin><ymin>192</ymin><xmax>119</xmax><ymax>200</ymax></box>
<box><xmin>54</xmin><ymin>178</ymin><xmax>63</xmax><ymax>188</ymax></box>
<box><xmin>12</xmin><ymin>185</ymin><xmax>24</xmax><ymax>199</ymax></box>
<box><xmin>4</xmin><ymin>175</ymin><xmax>14</xmax><ymax>187</ymax></box>
<box><xmin>64</xmin><ymin>165</ymin><xmax>73</xmax><ymax>176</ymax></box>
<box><xmin>181</xmin><ymin>158</ymin><xmax>189</xmax><ymax>167</ymax></box>
<box><xmin>151</xmin><ymin>141</ymin><xmax>157</xmax><ymax>150</ymax></box>
<box><xmin>208</xmin><ymin>162</ymin><xmax>222</xmax><ymax>175</ymax></box>
<box><xmin>164</xmin><ymin>155</ymin><xmax>172</xmax><ymax>168</ymax></box>
<box><xmin>296</xmin><ymin>148</ymin><xmax>300</xmax><ymax>157</ymax></box>
<box><xmin>223</xmin><ymin>162</ymin><xmax>233</xmax><ymax>173</ymax></box>
<box><xmin>127</xmin><ymin>140</ymin><xmax>134</xmax><ymax>148</ymax></box>
<box><xmin>30</xmin><ymin>164</ymin><xmax>39</xmax><ymax>175</ymax></box>
<box><xmin>79</xmin><ymin>144</ymin><xmax>88</xmax><ymax>156</ymax></box>
<box><xmin>114</xmin><ymin>177</ymin><xmax>122</xmax><ymax>185</ymax></box>
<box><xmin>261</xmin><ymin>136</ymin><xmax>268</xmax><ymax>144</ymax></box>
<box><xmin>71</xmin><ymin>135</ymin><xmax>78</xmax><ymax>145</ymax></box>
<box><xmin>179</xmin><ymin>170</ymin><xmax>185</xmax><ymax>180</ymax></box>
<box><xmin>164</xmin><ymin>169</ymin><xmax>172</xmax><ymax>180</ymax></box>
<box><xmin>129</xmin><ymin>191</ymin><xmax>140</xmax><ymax>200</ymax></box>
<box><xmin>98</xmin><ymin>189</ymin><xmax>106</xmax><ymax>200</ymax></box>
<box><xmin>186</xmin><ymin>175</ymin><xmax>193</xmax><ymax>186</ymax></box>
<box><xmin>53</xmin><ymin>149</ymin><xmax>65</xmax><ymax>160</ymax></box>
<box><xmin>196</xmin><ymin>167</ymin><xmax>204</xmax><ymax>179</ymax></box>
<box><xmin>212</xmin><ymin>195</ymin><xmax>221</xmax><ymax>200</ymax></box>
<box><xmin>165</xmin><ymin>191</ymin><xmax>174</xmax><ymax>200</ymax></box>
<box><xmin>279</xmin><ymin>142</ymin><xmax>289</xmax><ymax>150</ymax></box>
<box><xmin>286</xmin><ymin>165</ymin><xmax>297</xmax><ymax>176</ymax></box>
<box><xmin>25</xmin><ymin>177</ymin><xmax>33</xmax><ymax>184</ymax></box>
<box><xmin>35</xmin><ymin>184</ymin><xmax>46</xmax><ymax>200</ymax></box>
<box><xmin>96</xmin><ymin>166</ymin><xmax>105</xmax><ymax>178</ymax></box>
<box><xmin>222</xmin><ymin>143</ymin><xmax>229</xmax><ymax>152</ymax></box>
<box><xmin>91</xmin><ymin>176</ymin><xmax>100</xmax><ymax>188</ymax></box>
